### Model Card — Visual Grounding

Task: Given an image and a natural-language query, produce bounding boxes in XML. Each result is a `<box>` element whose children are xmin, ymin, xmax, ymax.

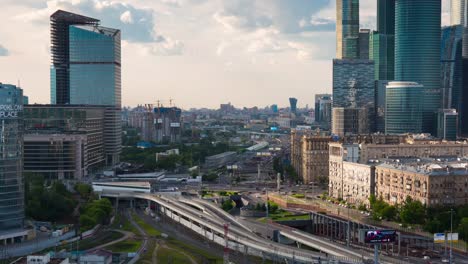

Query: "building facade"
<box><xmin>332</xmin><ymin>59</ymin><xmax>375</xmax><ymax>135</ymax></box>
<box><xmin>50</xmin><ymin>10</ymin><xmax>121</xmax><ymax>108</ymax></box>
<box><xmin>436</xmin><ymin>109</ymin><xmax>458</xmax><ymax>140</ymax></box>
<box><xmin>332</xmin><ymin>107</ymin><xmax>370</xmax><ymax>136</ymax></box>
<box><xmin>290</xmin><ymin>130</ymin><xmax>331</xmax><ymax>184</ymax></box>
<box><xmin>289</xmin><ymin>98</ymin><xmax>298</xmax><ymax>113</ymax></box>
<box><xmin>451</xmin><ymin>0</ymin><xmax>467</xmax><ymax>26</ymax></box>
<box><xmin>24</xmin><ymin>134</ymin><xmax>87</xmax><ymax>180</ymax></box>
<box><xmin>0</xmin><ymin>83</ymin><xmax>24</xmax><ymax>232</ymax></box>
<box><xmin>23</xmin><ymin>105</ymin><xmax>121</xmax><ymax>176</ymax></box>
<box><xmin>336</xmin><ymin>0</ymin><xmax>360</xmax><ymax>59</ymax></box>
<box><xmin>441</xmin><ymin>25</ymin><xmax>463</xmax><ymax>134</ymax></box>
<box><xmin>395</xmin><ymin>0</ymin><xmax>442</xmax><ymax>133</ymax></box>
<box><xmin>375</xmin><ymin>80</ymin><xmax>390</xmax><ymax>133</ymax></box>
<box><xmin>314</xmin><ymin>94</ymin><xmax>332</xmax><ymax>126</ymax></box>
<box><xmin>385</xmin><ymin>81</ymin><xmax>423</xmax><ymax>134</ymax></box>
<box><xmin>375</xmin><ymin>159</ymin><xmax>468</xmax><ymax>207</ymax></box>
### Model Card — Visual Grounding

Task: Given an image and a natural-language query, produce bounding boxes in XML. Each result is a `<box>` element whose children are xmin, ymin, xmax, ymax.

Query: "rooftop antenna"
<box><xmin>169</xmin><ymin>98</ymin><xmax>174</xmax><ymax>107</ymax></box>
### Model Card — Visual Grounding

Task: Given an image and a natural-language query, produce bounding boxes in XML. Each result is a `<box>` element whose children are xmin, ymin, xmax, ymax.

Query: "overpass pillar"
<box><xmin>296</xmin><ymin>241</ymin><xmax>301</xmax><ymax>249</ymax></box>
<box><xmin>115</xmin><ymin>197</ymin><xmax>119</xmax><ymax>210</ymax></box>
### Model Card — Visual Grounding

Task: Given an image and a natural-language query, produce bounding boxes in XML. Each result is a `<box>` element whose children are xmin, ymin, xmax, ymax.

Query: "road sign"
<box><xmin>434</xmin><ymin>233</ymin><xmax>445</xmax><ymax>243</ymax></box>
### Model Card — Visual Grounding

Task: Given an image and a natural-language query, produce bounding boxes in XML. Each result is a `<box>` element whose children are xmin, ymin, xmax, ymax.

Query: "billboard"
<box><xmin>365</xmin><ymin>230</ymin><xmax>397</xmax><ymax>243</ymax></box>
<box><xmin>434</xmin><ymin>233</ymin><xmax>445</xmax><ymax>243</ymax></box>
<box><xmin>448</xmin><ymin>233</ymin><xmax>459</xmax><ymax>242</ymax></box>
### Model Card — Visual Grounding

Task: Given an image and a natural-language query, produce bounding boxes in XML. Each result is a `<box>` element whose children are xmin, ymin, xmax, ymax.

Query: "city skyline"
<box><xmin>0</xmin><ymin>0</ymin><xmax>453</xmax><ymax>109</ymax></box>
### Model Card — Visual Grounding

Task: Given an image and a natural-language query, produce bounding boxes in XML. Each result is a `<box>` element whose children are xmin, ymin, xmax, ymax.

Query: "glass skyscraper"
<box><xmin>370</xmin><ymin>0</ymin><xmax>395</xmax><ymax>81</ymax></box>
<box><xmin>395</xmin><ymin>0</ymin><xmax>441</xmax><ymax>133</ymax></box>
<box><xmin>385</xmin><ymin>82</ymin><xmax>423</xmax><ymax>134</ymax></box>
<box><xmin>0</xmin><ymin>83</ymin><xmax>24</xmax><ymax>231</ymax></box>
<box><xmin>441</xmin><ymin>26</ymin><xmax>463</xmax><ymax>119</ymax></box>
<box><xmin>50</xmin><ymin>10</ymin><xmax>121</xmax><ymax>108</ymax></box>
<box><xmin>336</xmin><ymin>0</ymin><xmax>360</xmax><ymax>59</ymax></box>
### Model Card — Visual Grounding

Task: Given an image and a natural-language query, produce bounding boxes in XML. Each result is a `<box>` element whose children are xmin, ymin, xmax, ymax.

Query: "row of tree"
<box><xmin>369</xmin><ymin>195</ymin><xmax>468</xmax><ymax>240</ymax></box>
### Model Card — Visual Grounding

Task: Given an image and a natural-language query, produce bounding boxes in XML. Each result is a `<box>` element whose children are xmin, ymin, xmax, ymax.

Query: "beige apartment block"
<box><xmin>375</xmin><ymin>159</ymin><xmax>468</xmax><ymax>207</ymax></box>
<box><xmin>291</xmin><ymin>130</ymin><xmax>331</xmax><ymax>184</ymax></box>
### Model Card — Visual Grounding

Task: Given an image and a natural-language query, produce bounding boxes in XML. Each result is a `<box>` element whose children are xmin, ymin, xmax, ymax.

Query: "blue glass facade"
<box><xmin>0</xmin><ymin>83</ymin><xmax>24</xmax><ymax>231</ymax></box>
<box><xmin>395</xmin><ymin>0</ymin><xmax>441</xmax><ymax>133</ymax></box>
<box><xmin>441</xmin><ymin>25</ymin><xmax>463</xmax><ymax>135</ymax></box>
<box><xmin>68</xmin><ymin>25</ymin><xmax>121</xmax><ymax>107</ymax></box>
<box><xmin>336</xmin><ymin>0</ymin><xmax>360</xmax><ymax>59</ymax></box>
<box><xmin>385</xmin><ymin>82</ymin><xmax>423</xmax><ymax>134</ymax></box>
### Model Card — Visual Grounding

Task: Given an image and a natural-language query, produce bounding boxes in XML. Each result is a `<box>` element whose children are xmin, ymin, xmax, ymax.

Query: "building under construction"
<box><xmin>128</xmin><ymin>103</ymin><xmax>182</xmax><ymax>144</ymax></box>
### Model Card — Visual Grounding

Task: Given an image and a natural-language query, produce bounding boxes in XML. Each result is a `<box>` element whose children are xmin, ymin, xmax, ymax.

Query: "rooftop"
<box><xmin>376</xmin><ymin>157</ymin><xmax>468</xmax><ymax>176</ymax></box>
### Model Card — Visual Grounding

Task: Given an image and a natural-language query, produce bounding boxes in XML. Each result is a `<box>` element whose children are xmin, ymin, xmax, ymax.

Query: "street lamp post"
<box><xmin>450</xmin><ymin>208</ymin><xmax>453</xmax><ymax>264</ymax></box>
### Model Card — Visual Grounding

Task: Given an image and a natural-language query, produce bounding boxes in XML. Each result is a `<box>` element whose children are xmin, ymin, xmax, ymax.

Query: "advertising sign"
<box><xmin>0</xmin><ymin>104</ymin><xmax>22</xmax><ymax>118</ymax></box>
<box><xmin>364</xmin><ymin>230</ymin><xmax>397</xmax><ymax>243</ymax></box>
<box><xmin>434</xmin><ymin>233</ymin><xmax>445</xmax><ymax>243</ymax></box>
<box><xmin>448</xmin><ymin>233</ymin><xmax>459</xmax><ymax>242</ymax></box>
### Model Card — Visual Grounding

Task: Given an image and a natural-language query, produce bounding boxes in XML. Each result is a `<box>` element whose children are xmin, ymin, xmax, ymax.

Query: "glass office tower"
<box><xmin>69</xmin><ymin>25</ymin><xmax>121</xmax><ymax>107</ymax></box>
<box><xmin>441</xmin><ymin>26</ymin><xmax>463</xmax><ymax>119</ymax></box>
<box><xmin>50</xmin><ymin>10</ymin><xmax>121</xmax><ymax>108</ymax></box>
<box><xmin>370</xmin><ymin>0</ymin><xmax>395</xmax><ymax>81</ymax></box>
<box><xmin>395</xmin><ymin>0</ymin><xmax>441</xmax><ymax>133</ymax></box>
<box><xmin>50</xmin><ymin>10</ymin><xmax>99</xmax><ymax>105</ymax></box>
<box><xmin>377</xmin><ymin>0</ymin><xmax>395</xmax><ymax>35</ymax></box>
<box><xmin>336</xmin><ymin>0</ymin><xmax>360</xmax><ymax>59</ymax></box>
<box><xmin>385</xmin><ymin>82</ymin><xmax>423</xmax><ymax>134</ymax></box>
<box><xmin>0</xmin><ymin>83</ymin><xmax>24</xmax><ymax>231</ymax></box>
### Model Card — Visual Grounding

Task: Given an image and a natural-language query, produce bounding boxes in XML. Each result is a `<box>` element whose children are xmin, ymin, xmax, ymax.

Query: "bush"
<box><xmin>291</xmin><ymin>194</ymin><xmax>305</xmax><ymax>199</ymax></box>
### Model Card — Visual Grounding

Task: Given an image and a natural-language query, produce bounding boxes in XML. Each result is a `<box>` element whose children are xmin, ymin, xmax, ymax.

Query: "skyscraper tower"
<box><xmin>289</xmin><ymin>97</ymin><xmax>298</xmax><ymax>113</ymax></box>
<box><xmin>50</xmin><ymin>10</ymin><xmax>121</xmax><ymax>108</ymax></box>
<box><xmin>0</xmin><ymin>83</ymin><xmax>24</xmax><ymax>232</ymax></box>
<box><xmin>336</xmin><ymin>0</ymin><xmax>360</xmax><ymax>59</ymax></box>
<box><xmin>370</xmin><ymin>0</ymin><xmax>395</xmax><ymax>81</ymax></box>
<box><xmin>377</xmin><ymin>0</ymin><xmax>395</xmax><ymax>35</ymax></box>
<box><xmin>451</xmin><ymin>0</ymin><xmax>466</xmax><ymax>26</ymax></box>
<box><xmin>395</xmin><ymin>0</ymin><xmax>441</xmax><ymax>133</ymax></box>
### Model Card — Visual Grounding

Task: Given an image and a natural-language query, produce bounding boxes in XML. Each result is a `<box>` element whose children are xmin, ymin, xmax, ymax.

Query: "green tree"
<box><xmin>458</xmin><ymin>218</ymin><xmax>468</xmax><ymax>240</ymax></box>
<box><xmin>221</xmin><ymin>199</ymin><xmax>234</xmax><ymax>211</ymax></box>
<box><xmin>400</xmin><ymin>197</ymin><xmax>426</xmax><ymax>225</ymax></box>
<box><xmin>381</xmin><ymin>205</ymin><xmax>397</xmax><ymax>221</ymax></box>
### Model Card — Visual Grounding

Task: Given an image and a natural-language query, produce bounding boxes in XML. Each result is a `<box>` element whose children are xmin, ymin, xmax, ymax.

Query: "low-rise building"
<box><xmin>204</xmin><ymin>151</ymin><xmax>237</xmax><ymax>169</ymax></box>
<box><xmin>375</xmin><ymin>158</ymin><xmax>468</xmax><ymax>207</ymax></box>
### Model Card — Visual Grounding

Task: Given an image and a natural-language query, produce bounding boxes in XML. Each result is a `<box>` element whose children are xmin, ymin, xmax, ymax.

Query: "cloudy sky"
<box><xmin>0</xmin><ymin>0</ymin><xmax>451</xmax><ymax>109</ymax></box>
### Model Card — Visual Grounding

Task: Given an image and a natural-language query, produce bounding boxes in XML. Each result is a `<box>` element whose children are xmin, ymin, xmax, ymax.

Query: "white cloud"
<box><xmin>0</xmin><ymin>44</ymin><xmax>9</xmax><ymax>56</ymax></box>
<box><xmin>161</xmin><ymin>0</ymin><xmax>181</xmax><ymax>8</ymax></box>
<box><xmin>216</xmin><ymin>41</ymin><xmax>230</xmax><ymax>56</ymax></box>
<box><xmin>142</xmin><ymin>37</ymin><xmax>184</xmax><ymax>56</ymax></box>
<box><xmin>120</xmin><ymin>10</ymin><xmax>133</xmax><ymax>24</ymax></box>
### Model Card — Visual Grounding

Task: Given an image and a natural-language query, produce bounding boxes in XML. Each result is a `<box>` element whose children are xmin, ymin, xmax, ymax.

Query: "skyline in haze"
<box><xmin>0</xmin><ymin>0</ymin><xmax>452</xmax><ymax>109</ymax></box>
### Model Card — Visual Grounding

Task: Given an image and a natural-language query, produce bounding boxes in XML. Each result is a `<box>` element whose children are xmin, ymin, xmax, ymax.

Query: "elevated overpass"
<box><xmin>100</xmin><ymin>192</ymin><xmax>366</xmax><ymax>263</ymax></box>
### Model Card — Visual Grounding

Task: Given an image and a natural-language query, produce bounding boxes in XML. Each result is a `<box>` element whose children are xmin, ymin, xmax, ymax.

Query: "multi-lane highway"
<box><xmin>102</xmin><ymin>192</ymin><xmax>368</xmax><ymax>263</ymax></box>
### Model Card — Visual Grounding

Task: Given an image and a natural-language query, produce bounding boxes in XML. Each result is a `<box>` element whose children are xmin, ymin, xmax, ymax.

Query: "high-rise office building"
<box><xmin>50</xmin><ymin>10</ymin><xmax>121</xmax><ymax>107</ymax></box>
<box><xmin>385</xmin><ymin>82</ymin><xmax>423</xmax><ymax>134</ymax></box>
<box><xmin>0</xmin><ymin>83</ymin><xmax>24</xmax><ymax>233</ymax></box>
<box><xmin>336</xmin><ymin>0</ymin><xmax>360</xmax><ymax>59</ymax></box>
<box><xmin>359</xmin><ymin>29</ymin><xmax>370</xmax><ymax>59</ymax></box>
<box><xmin>451</xmin><ymin>0</ymin><xmax>466</xmax><ymax>26</ymax></box>
<box><xmin>289</xmin><ymin>97</ymin><xmax>298</xmax><ymax>113</ymax></box>
<box><xmin>332</xmin><ymin>107</ymin><xmax>370</xmax><ymax>136</ymax></box>
<box><xmin>375</xmin><ymin>80</ymin><xmax>390</xmax><ymax>133</ymax></box>
<box><xmin>395</xmin><ymin>0</ymin><xmax>441</xmax><ymax>133</ymax></box>
<box><xmin>332</xmin><ymin>59</ymin><xmax>375</xmax><ymax>110</ymax></box>
<box><xmin>370</xmin><ymin>0</ymin><xmax>395</xmax><ymax>81</ymax></box>
<box><xmin>462</xmin><ymin>3</ymin><xmax>468</xmax><ymax>135</ymax></box>
<box><xmin>314</xmin><ymin>94</ymin><xmax>332</xmax><ymax>125</ymax></box>
<box><xmin>436</xmin><ymin>109</ymin><xmax>458</xmax><ymax>140</ymax></box>
<box><xmin>377</xmin><ymin>0</ymin><xmax>395</xmax><ymax>35</ymax></box>
<box><xmin>441</xmin><ymin>26</ymin><xmax>463</xmax><ymax>128</ymax></box>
